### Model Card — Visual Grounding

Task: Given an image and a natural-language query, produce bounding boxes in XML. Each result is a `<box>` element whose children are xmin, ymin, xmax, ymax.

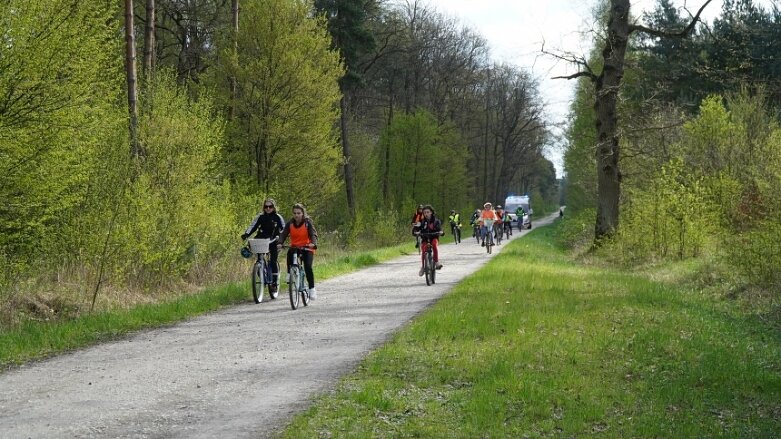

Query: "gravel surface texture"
<box><xmin>0</xmin><ymin>216</ymin><xmax>554</xmax><ymax>438</ymax></box>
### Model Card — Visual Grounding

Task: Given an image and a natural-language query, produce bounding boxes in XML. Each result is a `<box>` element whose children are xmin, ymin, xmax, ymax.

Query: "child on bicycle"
<box><xmin>413</xmin><ymin>205</ymin><xmax>444</xmax><ymax>276</ymax></box>
<box><xmin>277</xmin><ymin>203</ymin><xmax>319</xmax><ymax>299</ymax></box>
<box><xmin>241</xmin><ymin>198</ymin><xmax>285</xmax><ymax>293</ymax></box>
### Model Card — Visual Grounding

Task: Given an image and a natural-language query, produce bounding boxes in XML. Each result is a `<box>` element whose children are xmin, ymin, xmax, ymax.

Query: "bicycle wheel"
<box><xmin>252</xmin><ymin>261</ymin><xmax>265</xmax><ymax>304</ymax></box>
<box><xmin>289</xmin><ymin>266</ymin><xmax>300</xmax><ymax>310</ymax></box>
<box><xmin>301</xmin><ymin>271</ymin><xmax>310</xmax><ymax>307</ymax></box>
<box><xmin>417</xmin><ymin>235</ymin><xmax>422</xmax><ymax>254</ymax></box>
<box><xmin>429</xmin><ymin>252</ymin><xmax>436</xmax><ymax>285</ymax></box>
<box><xmin>267</xmin><ymin>259</ymin><xmax>279</xmax><ymax>300</ymax></box>
<box><xmin>451</xmin><ymin>225</ymin><xmax>458</xmax><ymax>244</ymax></box>
<box><xmin>424</xmin><ymin>250</ymin><xmax>433</xmax><ymax>286</ymax></box>
<box><xmin>487</xmin><ymin>234</ymin><xmax>493</xmax><ymax>254</ymax></box>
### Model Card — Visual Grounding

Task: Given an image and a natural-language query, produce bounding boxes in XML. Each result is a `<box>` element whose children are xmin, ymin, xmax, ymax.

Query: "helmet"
<box><xmin>240</xmin><ymin>246</ymin><xmax>253</xmax><ymax>259</ymax></box>
<box><xmin>484</xmin><ymin>202</ymin><xmax>492</xmax><ymax>207</ymax></box>
<box><xmin>450</xmin><ymin>209</ymin><xmax>455</xmax><ymax>213</ymax></box>
<box><xmin>496</xmin><ymin>205</ymin><xmax>502</xmax><ymax>209</ymax></box>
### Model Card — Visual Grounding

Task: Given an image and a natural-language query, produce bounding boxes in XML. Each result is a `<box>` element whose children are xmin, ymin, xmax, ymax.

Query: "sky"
<box><xmin>422</xmin><ymin>0</ymin><xmax>778</xmax><ymax>177</ymax></box>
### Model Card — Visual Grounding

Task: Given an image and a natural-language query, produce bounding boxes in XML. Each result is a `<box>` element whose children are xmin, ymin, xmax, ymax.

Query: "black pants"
<box><xmin>269</xmin><ymin>244</ymin><xmax>279</xmax><ymax>283</ymax></box>
<box><xmin>287</xmin><ymin>249</ymin><xmax>314</xmax><ymax>289</ymax></box>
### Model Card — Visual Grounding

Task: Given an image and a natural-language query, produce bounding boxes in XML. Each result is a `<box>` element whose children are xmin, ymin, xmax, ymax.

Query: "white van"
<box><xmin>503</xmin><ymin>195</ymin><xmax>532</xmax><ymax>229</ymax></box>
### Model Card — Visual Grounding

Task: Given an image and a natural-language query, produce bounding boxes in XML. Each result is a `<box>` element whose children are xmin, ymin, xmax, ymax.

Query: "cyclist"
<box><xmin>502</xmin><ymin>208</ymin><xmax>513</xmax><ymax>236</ymax></box>
<box><xmin>411</xmin><ymin>204</ymin><xmax>425</xmax><ymax>249</ymax></box>
<box><xmin>277</xmin><ymin>203</ymin><xmax>319</xmax><ymax>299</ymax></box>
<box><xmin>479</xmin><ymin>202</ymin><xmax>499</xmax><ymax>247</ymax></box>
<box><xmin>413</xmin><ymin>205</ymin><xmax>444</xmax><ymax>276</ymax></box>
<box><xmin>494</xmin><ymin>205</ymin><xmax>505</xmax><ymax>244</ymax></box>
<box><xmin>469</xmin><ymin>208</ymin><xmax>481</xmax><ymax>240</ymax></box>
<box><xmin>448</xmin><ymin>209</ymin><xmax>461</xmax><ymax>243</ymax></box>
<box><xmin>241</xmin><ymin>198</ymin><xmax>285</xmax><ymax>294</ymax></box>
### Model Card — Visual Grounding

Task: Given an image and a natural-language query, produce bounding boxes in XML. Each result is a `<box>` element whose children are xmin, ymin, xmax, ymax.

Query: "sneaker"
<box><xmin>435</xmin><ymin>262</ymin><xmax>443</xmax><ymax>270</ymax></box>
<box><xmin>270</xmin><ymin>283</ymin><xmax>278</xmax><ymax>293</ymax></box>
<box><xmin>309</xmin><ymin>287</ymin><xmax>317</xmax><ymax>300</ymax></box>
<box><xmin>418</xmin><ymin>267</ymin><xmax>425</xmax><ymax>276</ymax></box>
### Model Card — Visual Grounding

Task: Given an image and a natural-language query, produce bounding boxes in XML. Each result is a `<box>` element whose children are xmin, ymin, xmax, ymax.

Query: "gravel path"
<box><xmin>0</xmin><ymin>216</ymin><xmax>554</xmax><ymax>438</ymax></box>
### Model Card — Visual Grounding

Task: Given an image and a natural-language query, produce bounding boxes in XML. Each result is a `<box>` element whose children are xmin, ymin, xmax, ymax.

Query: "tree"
<box><xmin>216</xmin><ymin>0</ymin><xmax>344</xmax><ymax>212</ymax></box>
<box><xmin>125</xmin><ymin>0</ymin><xmax>141</xmax><ymax>158</ymax></box>
<box><xmin>314</xmin><ymin>0</ymin><xmax>378</xmax><ymax>217</ymax></box>
<box><xmin>143</xmin><ymin>0</ymin><xmax>156</xmax><ymax>78</ymax></box>
<box><xmin>558</xmin><ymin>0</ymin><xmax>713</xmax><ymax>241</ymax></box>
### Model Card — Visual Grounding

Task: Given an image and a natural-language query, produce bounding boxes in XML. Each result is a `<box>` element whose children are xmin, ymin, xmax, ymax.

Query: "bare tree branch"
<box><xmin>629</xmin><ymin>0</ymin><xmax>714</xmax><ymax>37</ymax></box>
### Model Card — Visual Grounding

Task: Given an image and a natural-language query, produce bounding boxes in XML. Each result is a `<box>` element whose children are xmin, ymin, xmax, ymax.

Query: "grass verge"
<box><xmin>0</xmin><ymin>241</ymin><xmax>419</xmax><ymax>369</ymax></box>
<box><xmin>278</xmin><ymin>223</ymin><xmax>781</xmax><ymax>437</ymax></box>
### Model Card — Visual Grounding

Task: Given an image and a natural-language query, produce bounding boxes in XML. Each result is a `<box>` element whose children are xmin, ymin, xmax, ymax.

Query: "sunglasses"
<box><xmin>264</xmin><ymin>205</ymin><xmax>274</xmax><ymax>209</ymax></box>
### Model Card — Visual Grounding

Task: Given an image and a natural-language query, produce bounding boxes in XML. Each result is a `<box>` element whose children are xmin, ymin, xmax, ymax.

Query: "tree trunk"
<box><xmin>340</xmin><ymin>96</ymin><xmax>356</xmax><ymax>216</ymax></box>
<box><xmin>125</xmin><ymin>0</ymin><xmax>141</xmax><ymax>159</ymax></box>
<box><xmin>143</xmin><ymin>0</ymin><xmax>155</xmax><ymax>78</ymax></box>
<box><xmin>229</xmin><ymin>0</ymin><xmax>239</xmax><ymax>120</ymax></box>
<box><xmin>593</xmin><ymin>0</ymin><xmax>630</xmax><ymax>240</ymax></box>
<box><xmin>382</xmin><ymin>91</ymin><xmax>394</xmax><ymax>202</ymax></box>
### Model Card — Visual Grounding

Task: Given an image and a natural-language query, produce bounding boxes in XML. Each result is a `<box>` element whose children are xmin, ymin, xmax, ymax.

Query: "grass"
<box><xmin>278</xmin><ymin>223</ymin><xmax>781</xmax><ymax>438</ymax></box>
<box><xmin>0</xmin><ymin>240</ymin><xmax>419</xmax><ymax>369</ymax></box>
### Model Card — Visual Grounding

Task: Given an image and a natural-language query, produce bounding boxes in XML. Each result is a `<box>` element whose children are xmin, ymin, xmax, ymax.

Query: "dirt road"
<box><xmin>0</xmin><ymin>217</ymin><xmax>554</xmax><ymax>438</ymax></box>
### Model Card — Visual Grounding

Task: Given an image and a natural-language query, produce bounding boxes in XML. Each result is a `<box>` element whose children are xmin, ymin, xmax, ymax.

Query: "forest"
<box><xmin>0</xmin><ymin>0</ymin><xmax>557</xmax><ymax>324</ymax></box>
<box><xmin>561</xmin><ymin>0</ymin><xmax>781</xmax><ymax>307</ymax></box>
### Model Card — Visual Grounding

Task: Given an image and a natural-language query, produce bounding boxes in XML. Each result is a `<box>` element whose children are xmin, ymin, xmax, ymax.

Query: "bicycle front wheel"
<box><xmin>289</xmin><ymin>267</ymin><xmax>300</xmax><ymax>310</ymax></box>
<box><xmin>252</xmin><ymin>261</ymin><xmax>265</xmax><ymax>304</ymax></box>
<box><xmin>425</xmin><ymin>251</ymin><xmax>433</xmax><ymax>286</ymax></box>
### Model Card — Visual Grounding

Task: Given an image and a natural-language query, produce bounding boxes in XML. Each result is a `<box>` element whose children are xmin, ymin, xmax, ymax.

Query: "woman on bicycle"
<box><xmin>277</xmin><ymin>203</ymin><xmax>319</xmax><ymax>299</ymax></box>
<box><xmin>413</xmin><ymin>205</ymin><xmax>444</xmax><ymax>276</ymax></box>
<box><xmin>480</xmin><ymin>202</ymin><xmax>498</xmax><ymax>247</ymax></box>
<box><xmin>241</xmin><ymin>198</ymin><xmax>285</xmax><ymax>293</ymax></box>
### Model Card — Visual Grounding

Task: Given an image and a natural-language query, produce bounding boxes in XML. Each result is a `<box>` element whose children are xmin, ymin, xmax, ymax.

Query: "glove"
<box><xmin>241</xmin><ymin>233</ymin><xmax>249</xmax><ymax>240</ymax></box>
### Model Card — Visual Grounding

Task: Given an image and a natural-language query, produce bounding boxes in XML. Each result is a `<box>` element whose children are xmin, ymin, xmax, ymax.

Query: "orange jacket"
<box><xmin>480</xmin><ymin>209</ymin><xmax>498</xmax><ymax>224</ymax></box>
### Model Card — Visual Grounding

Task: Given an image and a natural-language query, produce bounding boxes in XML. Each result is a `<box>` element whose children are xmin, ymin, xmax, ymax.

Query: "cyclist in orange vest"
<box><xmin>278</xmin><ymin>203</ymin><xmax>319</xmax><ymax>299</ymax></box>
<box><xmin>479</xmin><ymin>202</ymin><xmax>499</xmax><ymax>247</ymax></box>
<box><xmin>411</xmin><ymin>204</ymin><xmax>425</xmax><ymax>249</ymax></box>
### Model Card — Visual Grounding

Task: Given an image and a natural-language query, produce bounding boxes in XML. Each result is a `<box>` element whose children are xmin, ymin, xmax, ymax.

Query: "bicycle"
<box><xmin>504</xmin><ymin>221</ymin><xmax>512</xmax><ymax>239</ymax></box>
<box><xmin>418</xmin><ymin>231</ymin><xmax>441</xmax><ymax>286</ymax></box>
<box><xmin>483</xmin><ymin>221</ymin><xmax>495</xmax><ymax>254</ymax></box>
<box><xmin>282</xmin><ymin>245</ymin><xmax>313</xmax><ymax>310</ymax></box>
<box><xmin>247</xmin><ymin>238</ymin><xmax>279</xmax><ymax>303</ymax></box>
<box><xmin>450</xmin><ymin>221</ymin><xmax>461</xmax><ymax>244</ymax></box>
<box><xmin>494</xmin><ymin>222</ymin><xmax>503</xmax><ymax>246</ymax></box>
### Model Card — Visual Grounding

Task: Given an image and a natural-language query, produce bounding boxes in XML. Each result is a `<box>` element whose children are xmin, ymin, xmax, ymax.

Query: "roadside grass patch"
<box><xmin>0</xmin><ymin>242</ymin><xmax>414</xmax><ymax>369</ymax></box>
<box><xmin>279</xmin><ymin>224</ymin><xmax>781</xmax><ymax>437</ymax></box>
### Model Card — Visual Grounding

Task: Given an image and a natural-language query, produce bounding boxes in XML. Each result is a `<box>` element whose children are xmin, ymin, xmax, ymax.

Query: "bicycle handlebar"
<box><xmin>278</xmin><ymin>244</ymin><xmax>317</xmax><ymax>251</ymax></box>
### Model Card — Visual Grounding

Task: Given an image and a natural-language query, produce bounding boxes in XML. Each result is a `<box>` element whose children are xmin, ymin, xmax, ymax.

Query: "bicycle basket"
<box><xmin>248</xmin><ymin>238</ymin><xmax>271</xmax><ymax>254</ymax></box>
<box><xmin>240</xmin><ymin>246</ymin><xmax>253</xmax><ymax>259</ymax></box>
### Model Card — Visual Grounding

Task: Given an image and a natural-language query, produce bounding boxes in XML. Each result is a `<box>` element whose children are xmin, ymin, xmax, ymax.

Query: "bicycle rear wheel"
<box><xmin>289</xmin><ymin>266</ymin><xmax>300</xmax><ymax>310</ymax></box>
<box><xmin>252</xmin><ymin>261</ymin><xmax>265</xmax><ymax>304</ymax></box>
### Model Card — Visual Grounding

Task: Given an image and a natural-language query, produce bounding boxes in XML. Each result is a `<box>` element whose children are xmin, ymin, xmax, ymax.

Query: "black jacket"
<box><xmin>243</xmin><ymin>212</ymin><xmax>285</xmax><ymax>239</ymax></box>
<box><xmin>414</xmin><ymin>215</ymin><xmax>443</xmax><ymax>239</ymax></box>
